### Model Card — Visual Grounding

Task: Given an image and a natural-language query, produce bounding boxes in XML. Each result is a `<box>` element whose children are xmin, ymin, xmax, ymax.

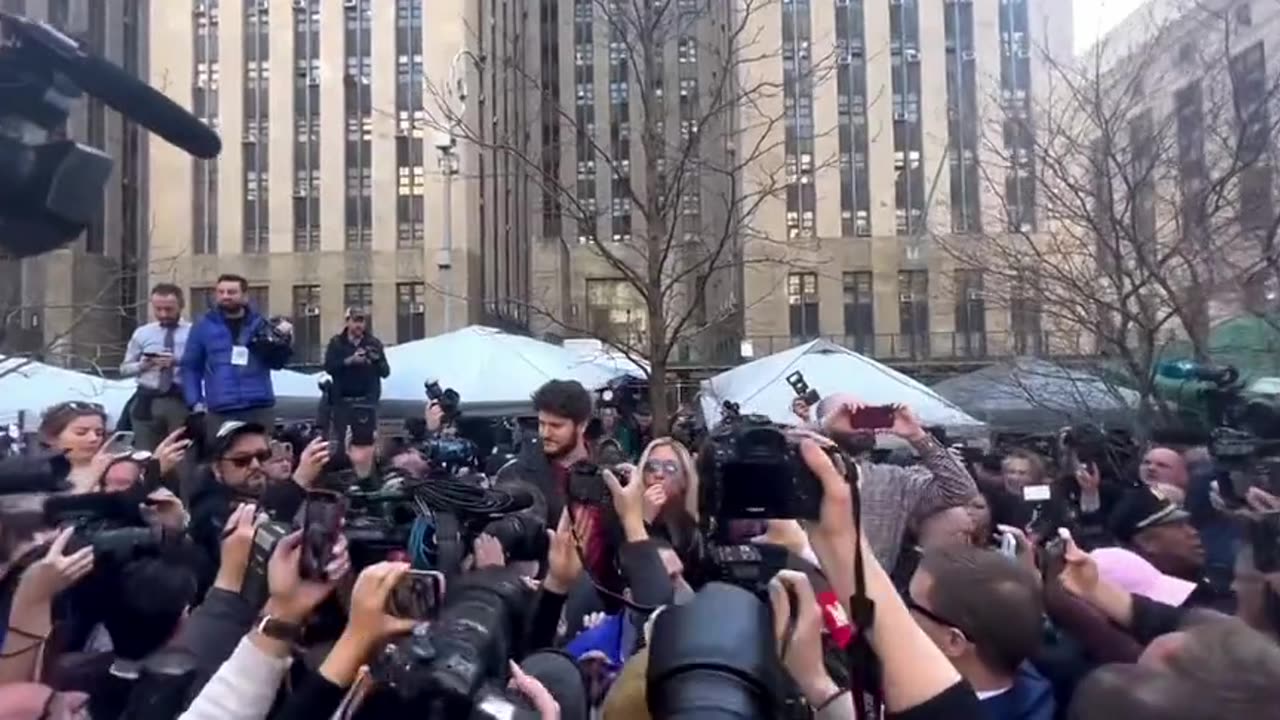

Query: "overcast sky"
<box><xmin>1075</xmin><ymin>0</ymin><xmax>1151</xmax><ymax>52</ymax></box>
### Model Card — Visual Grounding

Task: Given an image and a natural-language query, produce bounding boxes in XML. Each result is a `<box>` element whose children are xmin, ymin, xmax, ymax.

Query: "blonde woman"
<box><xmin>633</xmin><ymin>436</ymin><xmax>700</xmax><ymax>529</ymax></box>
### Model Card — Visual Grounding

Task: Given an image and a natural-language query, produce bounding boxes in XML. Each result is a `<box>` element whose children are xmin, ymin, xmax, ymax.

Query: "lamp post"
<box><xmin>434</xmin><ymin>49</ymin><xmax>484</xmax><ymax>332</ymax></box>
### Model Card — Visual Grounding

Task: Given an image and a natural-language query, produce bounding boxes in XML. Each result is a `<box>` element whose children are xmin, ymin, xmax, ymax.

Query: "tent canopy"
<box><xmin>931</xmin><ymin>358</ymin><xmax>1138</xmax><ymax>431</ymax></box>
<box><xmin>699</xmin><ymin>339</ymin><xmax>983</xmax><ymax>431</ymax></box>
<box><xmin>0</xmin><ymin>356</ymin><xmax>136</xmax><ymax>427</ymax></box>
<box><xmin>381</xmin><ymin>326</ymin><xmax>621</xmax><ymax>410</ymax></box>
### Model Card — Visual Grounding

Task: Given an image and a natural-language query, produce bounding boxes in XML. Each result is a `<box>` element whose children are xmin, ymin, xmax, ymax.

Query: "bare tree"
<box><xmin>939</xmin><ymin>2</ymin><xmax>1280</xmax><ymax>430</ymax></box>
<box><xmin>0</xmin><ymin>249</ymin><xmax>184</xmax><ymax>381</ymax></box>
<box><xmin>428</xmin><ymin>0</ymin><xmax>830</xmax><ymax>432</ymax></box>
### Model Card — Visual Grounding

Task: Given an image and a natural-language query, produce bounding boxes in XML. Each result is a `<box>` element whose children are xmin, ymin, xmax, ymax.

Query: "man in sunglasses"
<box><xmin>184</xmin><ymin>421</ymin><xmax>300</xmax><ymax>592</ymax></box>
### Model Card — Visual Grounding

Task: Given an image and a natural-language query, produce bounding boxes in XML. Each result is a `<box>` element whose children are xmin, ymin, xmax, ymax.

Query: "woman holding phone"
<box><xmin>38</xmin><ymin>402</ymin><xmax>110</xmax><ymax>493</ymax></box>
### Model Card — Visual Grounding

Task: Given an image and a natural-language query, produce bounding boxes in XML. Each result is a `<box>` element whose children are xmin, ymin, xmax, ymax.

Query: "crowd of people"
<box><xmin>0</xmin><ymin>276</ymin><xmax>1277</xmax><ymax>720</ymax></box>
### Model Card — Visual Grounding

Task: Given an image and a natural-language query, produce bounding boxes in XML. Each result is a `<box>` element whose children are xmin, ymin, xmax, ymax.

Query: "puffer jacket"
<box><xmin>181</xmin><ymin>309</ymin><xmax>288</xmax><ymax>413</ymax></box>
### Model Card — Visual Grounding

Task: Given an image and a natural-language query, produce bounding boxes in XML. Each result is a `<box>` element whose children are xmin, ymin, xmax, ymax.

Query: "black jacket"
<box><xmin>323</xmin><ymin>332</ymin><xmax>390</xmax><ymax>400</ymax></box>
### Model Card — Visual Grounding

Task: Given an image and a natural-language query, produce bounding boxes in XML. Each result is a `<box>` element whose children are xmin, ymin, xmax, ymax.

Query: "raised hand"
<box><xmin>16</xmin><ymin>528</ymin><xmax>94</xmax><ymax>604</ymax></box>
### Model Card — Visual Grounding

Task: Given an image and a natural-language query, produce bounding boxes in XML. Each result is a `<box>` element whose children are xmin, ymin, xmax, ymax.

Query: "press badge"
<box><xmin>231</xmin><ymin>345</ymin><xmax>250</xmax><ymax>366</ymax></box>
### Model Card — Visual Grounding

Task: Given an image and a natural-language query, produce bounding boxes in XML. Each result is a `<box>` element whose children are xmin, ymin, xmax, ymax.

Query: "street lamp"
<box><xmin>434</xmin><ymin>49</ymin><xmax>483</xmax><ymax>332</ymax></box>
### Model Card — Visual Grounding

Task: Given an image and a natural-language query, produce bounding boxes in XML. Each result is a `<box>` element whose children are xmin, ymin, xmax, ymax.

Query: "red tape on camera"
<box><xmin>818</xmin><ymin>590</ymin><xmax>855</xmax><ymax>648</ymax></box>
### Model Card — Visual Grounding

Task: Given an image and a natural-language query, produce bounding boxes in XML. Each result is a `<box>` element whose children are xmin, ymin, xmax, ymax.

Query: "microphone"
<box><xmin>8</xmin><ymin>14</ymin><xmax>221</xmax><ymax>159</ymax></box>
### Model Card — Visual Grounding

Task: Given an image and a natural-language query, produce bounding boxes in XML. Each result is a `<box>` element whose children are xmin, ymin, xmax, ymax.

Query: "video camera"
<box><xmin>0</xmin><ymin>12</ymin><xmax>220</xmax><ymax>259</ymax></box>
<box><xmin>597</xmin><ymin>376</ymin><xmax>647</xmax><ymax>414</ymax></box>
<box><xmin>373</xmin><ymin>567</ymin><xmax>537</xmax><ymax>716</ymax></box>
<box><xmin>425</xmin><ymin>380</ymin><xmax>462</xmax><ymax>423</ymax></box>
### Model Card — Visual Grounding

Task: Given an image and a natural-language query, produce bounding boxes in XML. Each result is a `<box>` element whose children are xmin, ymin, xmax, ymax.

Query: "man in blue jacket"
<box><xmin>181</xmin><ymin>273</ymin><xmax>293</xmax><ymax>443</ymax></box>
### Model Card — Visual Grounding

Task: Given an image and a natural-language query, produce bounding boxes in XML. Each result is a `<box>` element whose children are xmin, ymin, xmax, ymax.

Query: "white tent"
<box><xmin>562</xmin><ymin>338</ymin><xmax>648</xmax><ymax>378</ymax></box>
<box><xmin>381</xmin><ymin>326</ymin><xmax>622</xmax><ymax>411</ymax></box>
<box><xmin>699</xmin><ymin>339</ymin><xmax>984</xmax><ymax>431</ymax></box>
<box><xmin>271</xmin><ymin>368</ymin><xmax>323</xmax><ymax>399</ymax></box>
<box><xmin>0</xmin><ymin>356</ymin><xmax>137</xmax><ymax>427</ymax></box>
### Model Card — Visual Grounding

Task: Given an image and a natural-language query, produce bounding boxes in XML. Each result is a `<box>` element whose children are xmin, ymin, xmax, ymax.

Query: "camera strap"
<box><xmin>844</xmin><ymin>476</ymin><xmax>883</xmax><ymax>720</ymax></box>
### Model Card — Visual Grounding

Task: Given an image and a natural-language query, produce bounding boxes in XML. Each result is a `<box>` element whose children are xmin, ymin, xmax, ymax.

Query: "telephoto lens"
<box><xmin>646</xmin><ymin>582</ymin><xmax>786</xmax><ymax>719</ymax></box>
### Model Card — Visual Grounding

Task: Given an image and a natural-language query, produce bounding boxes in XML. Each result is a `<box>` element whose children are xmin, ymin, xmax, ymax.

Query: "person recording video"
<box><xmin>322</xmin><ymin>307</ymin><xmax>390</xmax><ymax>443</ymax></box>
<box><xmin>181</xmin><ymin>275</ymin><xmax>293</xmax><ymax>447</ymax></box>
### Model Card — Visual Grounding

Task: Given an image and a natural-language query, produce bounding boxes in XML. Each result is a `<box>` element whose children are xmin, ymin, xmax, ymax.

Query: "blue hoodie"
<box><xmin>181</xmin><ymin>307</ymin><xmax>288</xmax><ymax>412</ymax></box>
<box><xmin>979</xmin><ymin>663</ymin><xmax>1056</xmax><ymax>720</ymax></box>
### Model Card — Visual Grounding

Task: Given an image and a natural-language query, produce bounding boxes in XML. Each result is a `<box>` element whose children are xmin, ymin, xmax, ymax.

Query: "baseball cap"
<box><xmin>1107</xmin><ymin>485</ymin><xmax>1191</xmax><ymax>543</ymax></box>
<box><xmin>1090</xmin><ymin>546</ymin><xmax>1197</xmax><ymax>607</ymax></box>
<box><xmin>211</xmin><ymin>420</ymin><xmax>266</xmax><ymax>458</ymax></box>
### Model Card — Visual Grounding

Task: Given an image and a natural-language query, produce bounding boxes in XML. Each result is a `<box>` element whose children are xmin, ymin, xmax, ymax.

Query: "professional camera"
<box><xmin>249</xmin><ymin>315</ymin><xmax>295</xmax><ymax>350</ymax></box>
<box><xmin>426</xmin><ymin>380</ymin><xmax>462</xmax><ymax>422</ymax></box>
<box><xmin>697</xmin><ymin>414</ymin><xmax>849</xmax><ymax>521</ymax></box>
<box><xmin>0</xmin><ymin>12</ymin><xmax>220</xmax><ymax>259</ymax></box>
<box><xmin>566</xmin><ymin>460</ymin><xmax>611</xmax><ymax>507</ymax></box>
<box><xmin>373</xmin><ymin>567</ymin><xmax>534</xmax><ymax>712</ymax></box>
<box><xmin>239</xmin><ymin>519</ymin><xmax>292</xmax><ymax>610</ymax></box>
<box><xmin>646</xmin><ymin>582</ymin><xmax>789</xmax><ymax>719</ymax></box>
<box><xmin>420</xmin><ymin>436</ymin><xmax>479</xmax><ymax>474</ymax></box>
<box><xmin>597</xmin><ymin>376</ymin><xmax>647</xmax><ymax>413</ymax></box>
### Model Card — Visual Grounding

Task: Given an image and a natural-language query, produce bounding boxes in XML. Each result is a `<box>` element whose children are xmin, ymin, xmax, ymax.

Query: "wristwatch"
<box><xmin>255</xmin><ymin>615</ymin><xmax>303</xmax><ymax>644</ymax></box>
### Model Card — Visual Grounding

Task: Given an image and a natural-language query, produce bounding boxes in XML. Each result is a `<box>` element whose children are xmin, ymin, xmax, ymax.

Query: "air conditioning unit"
<box><xmin>893</xmin><ymin>109</ymin><xmax>908</xmax><ymax>121</ymax></box>
<box><xmin>243</xmin><ymin>133</ymin><xmax>257</xmax><ymax>143</ymax></box>
<box><xmin>292</xmin><ymin>0</ymin><xmax>306</xmax><ymax>9</ymax></box>
<box><xmin>961</xmin><ymin>50</ymin><xmax>976</xmax><ymax>61</ymax></box>
<box><xmin>967</xmin><ymin>290</ymin><xmax>984</xmax><ymax>300</ymax></box>
<box><xmin>899</xmin><ymin>293</ymin><xmax>915</xmax><ymax>303</ymax></box>
<box><xmin>1016</xmin><ymin>48</ymin><xmax>1031</xmax><ymax>59</ymax></box>
<box><xmin>305</xmin><ymin>306</ymin><xmax>321</xmax><ymax>316</ymax></box>
<box><xmin>411</xmin><ymin>303</ymin><xmax>425</xmax><ymax>313</ymax></box>
<box><xmin>293</xmin><ymin>189</ymin><xmax>307</xmax><ymax>198</ymax></box>
<box><xmin>344</xmin><ymin>0</ymin><xmax>358</xmax><ymax>7</ymax></box>
<box><xmin>307</xmin><ymin>75</ymin><xmax>321</xmax><ymax>86</ymax></box>
<box><xmin>904</xmin><ymin>49</ymin><xmax>920</xmax><ymax>62</ymax></box>
<box><xmin>193</xmin><ymin>3</ymin><xmax>206</xmax><ymax>14</ymax></box>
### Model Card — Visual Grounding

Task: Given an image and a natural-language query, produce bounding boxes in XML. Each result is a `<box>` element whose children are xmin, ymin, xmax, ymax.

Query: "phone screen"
<box><xmin>104</xmin><ymin>431</ymin><xmax>135</xmax><ymax>455</ymax></box>
<box><xmin>300</xmin><ymin>491</ymin><xmax>345</xmax><ymax>581</ymax></box>
<box><xmin>849</xmin><ymin>405</ymin><xmax>896</xmax><ymax>430</ymax></box>
<box><xmin>386</xmin><ymin>570</ymin><xmax>445</xmax><ymax>620</ymax></box>
<box><xmin>1022</xmin><ymin>484</ymin><xmax>1053</xmax><ymax>502</ymax></box>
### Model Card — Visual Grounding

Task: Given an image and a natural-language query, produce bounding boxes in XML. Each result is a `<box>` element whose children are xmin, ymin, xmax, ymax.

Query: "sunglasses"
<box><xmin>223</xmin><ymin>450</ymin><xmax>272</xmax><ymax>468</ymax></box>
<box><xmin>644</xmin><ymin>459</ymin><xmax>683</xmax><ymax>476</ymax></box>
<box><xmin>48</xmin><ymin>401</ymin><xmax>105</xmax><ymax>415</ymax></box>
<box><xmin>905</xmin><ymin>595</ymin><xmax>968</xmax><ymax>640</ymax></box>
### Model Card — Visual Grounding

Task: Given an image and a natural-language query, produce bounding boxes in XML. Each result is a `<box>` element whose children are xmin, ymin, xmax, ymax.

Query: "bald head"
<box><xmin>1140</xmin><ymin>448</ymin><xmax>1188</xmax><ymax>490</ymax></box>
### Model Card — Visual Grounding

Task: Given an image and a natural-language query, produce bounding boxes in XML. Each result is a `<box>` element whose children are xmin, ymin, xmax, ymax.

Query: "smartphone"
<box><xmin>386</xmin><ymin>570</ymin><xmax>445</xmax><ymax>620</ymax></box>
<box><xmin>300</xmin><ymin>490</ymin><xmax>346</xmax><ymax>581</ymax></box>
<box><xmin>1022</xmin><ymin>484</ymin><xmax>1053</xmax><ymax>502</ymax></box>
<box><xmin>103</xmin><ymin>431</ymin><xmax>135</xmax><ymax>455</ymax></box>
<box><xmin>849</xmin><ymin>405</ymin><xmax>896</xmax><ymax>430</ymax></box>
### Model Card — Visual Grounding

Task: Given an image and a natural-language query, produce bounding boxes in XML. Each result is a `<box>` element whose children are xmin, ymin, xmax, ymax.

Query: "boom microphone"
<box><xmin>3</xmin><ymin>13</ymin><xmax>221</xmax><ymax>159</ymax></box>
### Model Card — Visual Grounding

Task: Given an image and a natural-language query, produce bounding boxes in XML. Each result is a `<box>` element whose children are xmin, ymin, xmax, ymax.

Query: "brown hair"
<box><xmin>918</xmin><ymin>545</ymin><xmax>1043</xmax><ymax>674</ymax></box>
<box><xmin>38</xmin><ymin>402</ymin><xmax>106</xmax><ymax>443</ymax></box>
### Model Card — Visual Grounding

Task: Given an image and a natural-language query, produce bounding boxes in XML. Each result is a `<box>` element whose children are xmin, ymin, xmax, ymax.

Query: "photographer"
<box><xmin>181</xmin><ymin>274</ymin><xmax>293</xmax><ymax>445</ymax></box>
<box><xmin>322</xmin><ymin>307</ymin><xmax>390</xmax><ymax>442</ymax></box>
<box><xmin>814</xmin><ymin>394</ymin><xmax>979</xmax><ymax>570</ymax></box>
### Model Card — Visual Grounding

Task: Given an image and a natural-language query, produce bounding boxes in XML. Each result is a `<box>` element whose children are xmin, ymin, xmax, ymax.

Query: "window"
<box><xmin>897</xmin><ymin>270</ymin><xmax>929</xmax><ymax>359</ymax></box>
<box><xmin>1235</xmin><ymin>2</ymin><xmax>1252</xmax><ymax>27</ymax></box>
<box><xmin>953</xmin><ymin>269</ymin><xmax>986</xmax><ymax>357</ymax></box>
<box><xmin>1010</xmin><ymin>269</ymin><xmax>1043</xmax><ymax>355</ymax></box>
<box><xmin>243</xmin><ymin>3</ymin><xmax>269</xmax><ymax>253</ymax></box>
<box><xmin>247</xmin><ymin>286</ymin><xmax>270</xmax><ymax>316</ymax></box>
<box><xmin>540</xmin><ymin>0</ymin><xmax>563</xmax><ymax>236</ymax></box>
<box><xmin>890</xmin><ymin>0</ymin><xmax>925</xmax><ymax>236</ymax></box>
<box><xmin>999</xmin><ymin>0</ymin><xmax>1035</xmax><ymax>231</ymax></box>
<box><xmin>293</xmin><ymin>0</ymin><xmax>321</xmax><ymax>251</ymax></box>
<box><xmin>842</xmin><ymin>271</ymin><xmax>874</xmax><ymax>353</ymax></box>
<box><xmin>345</xmin><ymin>0</ymin><xmax>373</xmax><ymax>250</ymax></box>
<box><xmin>396</xmin><ymin>283</ymin><xmax>427</xmax><ymax>342</ymax></box>
<box><xmin>189</xmin><ymin>286</ymin><xmax>216</xmax><ymax>313</ymax></box>
<box><xmin>292</xmin><ymin>285</ymin><xmax>322</xmax><ymax>366</ymax></box>
<box><xmin>836</xmin><ymin>0</ymin><xmax>871</xmax><ymax>237</ymax></box>
<box><xmin>782</xmin><ymin>0</ymin><xmax>817</xmax><ymax>238</ymax></box>
<box><xmin>193</xmin><ymin>159</ymin><xmax>219</xmax><ymax>255</ymax></box>
<box><xmin>787</xmin><ymin>272</ymin><xmax>819</xmax><ymax>340</ymax></box>
<box><xmin>192</xmin><ymin>0</ymin><xmax>220</xmax><ymax>256</ymax></box>
<box><xmin>585</xmin><ymin>278</ymin><xmax>647</xmax><ymax>347</ymax></box>
<box><xmin>343</xmin><ymin>284</ymin><xmax>374</xmax><ymax>333</ymax></box>
<box><xmin>945</xmin><ymin>0</ymin><xmax>980</xmax><ymax>234</ymax></box>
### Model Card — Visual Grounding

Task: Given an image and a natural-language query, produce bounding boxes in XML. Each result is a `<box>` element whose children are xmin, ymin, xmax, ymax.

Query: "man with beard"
<box><xmin>181</xmin><ymin>274</ymin><xmax>293</xmax><ymax>445</ymax></box>
<box><xmin>186</xmin><ymin>422</ymin><xmax>327</xmax><ymax>592</ymax></box>
<box><xmin>498</xmin><ymin>379</ymin><xmax>594</xmax><ymax>526</ymax></box>
<box><xmin>813</xmin><ymin>393</ymin><xmax>979</xmax><ymax>571</ymax></box>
